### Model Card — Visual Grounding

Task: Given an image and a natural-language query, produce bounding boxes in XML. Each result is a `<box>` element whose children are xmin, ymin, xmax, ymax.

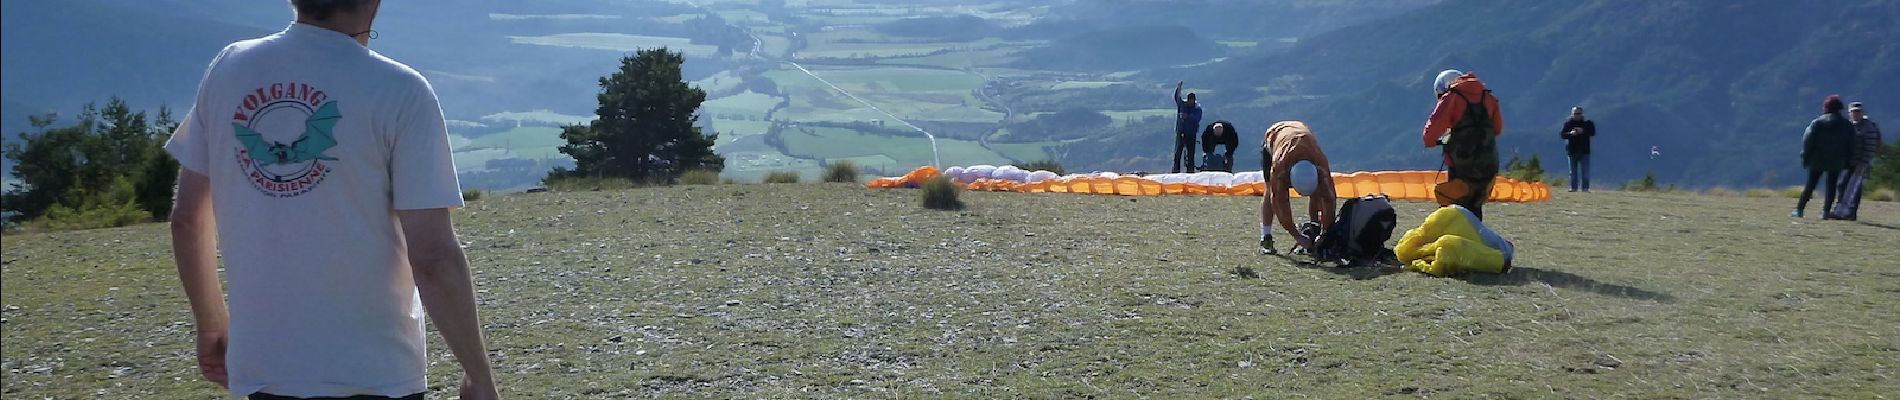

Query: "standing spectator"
<box><xmin>166</xmin><ymin>1</ymin><xmax>501</xmax><ymax>398</ymax></box>
<box><xmin>1832</xmin><ymin>102</ymin><xmax>1883</xmax><ymax>220</ymax></box>
<box><xmin>1201</xmin><ymin>120</ymin><xmax>1239</xmax><ymax>172</ymax></box>
<box><xmin>1559</xmin><ymin>106</ymin><xmax>1596</xmax><ymax>192</ymax></box>
<box><xmin>1794</xmin><ymin>95</ymin><xmax>1855</xmax><ymax>218</ymax></box>
<box><xmin>1173</xmin><ymin>81</ymin><xmax>1204</xmax><ymax>173</ymax></box>
<box><xmin>1420</xmin><ymin>69</ymin><xmax>1503</xmax><ymax>219</ymax></box>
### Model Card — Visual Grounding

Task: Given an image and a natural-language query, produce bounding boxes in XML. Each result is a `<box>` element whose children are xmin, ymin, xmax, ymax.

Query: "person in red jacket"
<box><xmin>1420</xmin><ymin>69</ymin><xmax>1503</xmax><ymax>219</ymax></box>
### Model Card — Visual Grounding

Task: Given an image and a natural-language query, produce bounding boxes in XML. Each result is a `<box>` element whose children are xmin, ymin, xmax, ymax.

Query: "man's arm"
<box><xmin>1422</xmin><ymin>96</ymin><xmax>1460</xmax><ymax>147</ymax></box>
<box><xmin>397</xmin><ymin>209</ymin><xmax>499</xmax><ymax>397</ymax></box>
<box><xmin>171</xmin><ymin>169</ymin><xmax>229</xmax><ymax>387</ymax></box>
<box><xmin>1174</xmin><ymin>81</ymin><xmax>1186</xmax><ymax>106</ymax></box>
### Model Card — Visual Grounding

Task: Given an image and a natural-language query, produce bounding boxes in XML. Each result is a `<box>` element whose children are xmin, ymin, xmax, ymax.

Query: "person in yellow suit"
<box><xmin>1395</xmin><ymin>205</ymin><xmax>1515</xmax><ymax>277</ymax></box>
<box><xmin>1259</xmin><ymin>121</ymin><xmax>1336</xmax><ymax>255</ymax></box>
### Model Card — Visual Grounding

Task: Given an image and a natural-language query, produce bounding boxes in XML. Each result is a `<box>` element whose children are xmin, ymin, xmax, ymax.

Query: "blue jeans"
<box><xmin>1568</xmin><ymin>153</ymin><xmax>1590</xmax><ymax>191</ymax></box>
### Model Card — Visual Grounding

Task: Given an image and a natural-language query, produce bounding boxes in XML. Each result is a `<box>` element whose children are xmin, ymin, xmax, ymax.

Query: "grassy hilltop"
<box><xmin>3</xmin><ymin>185</ymin><xmax>1898</xmax><ymax>398</ymax></box>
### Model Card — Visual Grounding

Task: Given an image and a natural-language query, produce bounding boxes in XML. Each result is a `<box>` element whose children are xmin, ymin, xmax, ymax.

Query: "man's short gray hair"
<box><xmin>290</xmin><ymin>0</ymin><xmax>371</xmax><ymax>21</ymax></box>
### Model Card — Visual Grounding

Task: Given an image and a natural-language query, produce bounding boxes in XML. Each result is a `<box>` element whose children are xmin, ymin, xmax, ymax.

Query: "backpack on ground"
<box><xmin>1315</xmin><ymin>194</ymin><xmax>1399</xmax><ymax>264</ymax></box>
<box><xmin>1201</xmin><ymin>153</ymin><xmax>1231</xmax><ymax>172</ymax></box>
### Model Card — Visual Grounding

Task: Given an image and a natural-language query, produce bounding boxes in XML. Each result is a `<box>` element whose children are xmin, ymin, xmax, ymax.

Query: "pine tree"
<box><xmin>550</xmin><ymin>48</ymin><xmax>723</xmax><ymax>184</ymax></box>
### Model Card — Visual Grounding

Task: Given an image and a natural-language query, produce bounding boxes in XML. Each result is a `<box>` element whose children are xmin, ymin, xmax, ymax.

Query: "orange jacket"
<box><xmin>1422</xmin><ymin>73</ymin><xmax>1503</xmax><ymax>147</ymax></box>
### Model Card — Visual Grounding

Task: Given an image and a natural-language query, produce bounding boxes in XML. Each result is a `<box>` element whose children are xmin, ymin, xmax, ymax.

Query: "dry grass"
<box><xmin>1701</xmin><ymin>187</ymin><xmax>1738</xmax><ymax>197</ymax></box>
<box><xmin>1870</xmin><ymin>188</ymin><xmax>1897</xmax><ymax>202</ymax></box>
<box><xmin>5</xmin><ymin>187</ymin><xmax>1898</xmax><ymax>398</ymax></box>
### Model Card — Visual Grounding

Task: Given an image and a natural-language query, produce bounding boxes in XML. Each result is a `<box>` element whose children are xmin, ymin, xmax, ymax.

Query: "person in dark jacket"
<box><xmin>1795</xmin><ymin>95</ymin><xmax>1856</xmax><ymax>218</ymax></box>
<box><xmin>1832</xmin><ymin>102</ymin><xmax>1885</xmax><ymax>220</ymax></box>
<box><xmin>1559</xmin><ymin>106</ymin><xmax>1595</xmax><ymax>192</ymax></box>
<box><xmin>1173</xmin><ymin>81</ymin><xmax>1204</xmax><ymax>173</ymax></box>
<box><xmin>1200</xmin><ymin>120</ymin><xmax>1239</xmax><ymax>172</ymax></box>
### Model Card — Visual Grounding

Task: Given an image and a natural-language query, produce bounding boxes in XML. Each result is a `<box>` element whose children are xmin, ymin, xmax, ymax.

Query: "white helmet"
<box><xmin>1289</xmin><ymin>161</ymin><xmax>1320</xmax><ymax>197</ymax></box>
<box><xmin>1434</xmin><ymin>69</ymin><xmax>1463</xmax><ymax>95</ymax></box>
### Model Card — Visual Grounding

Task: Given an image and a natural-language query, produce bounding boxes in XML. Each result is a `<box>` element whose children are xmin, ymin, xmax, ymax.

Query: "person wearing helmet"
<box><xmin>1421</xmin><ymin>69</ymin><xmax>1503</xmax><ymax>219</ymax></box>
<box><xmin>1259</xmin><ymin>121</ymin><xmax>1336</xmax><ymax>255</ymax></box>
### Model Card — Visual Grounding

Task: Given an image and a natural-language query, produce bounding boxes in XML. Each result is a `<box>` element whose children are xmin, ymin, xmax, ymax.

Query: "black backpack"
<box><xmin>1314</xmin><ymin>194</ymin><xmax>1398</xmax><ymax>263</ymax></box>
<box><xmin>1444</xmin><ymin>89</ymin><xmax>1500</xmax><ymax>179</ymax></box>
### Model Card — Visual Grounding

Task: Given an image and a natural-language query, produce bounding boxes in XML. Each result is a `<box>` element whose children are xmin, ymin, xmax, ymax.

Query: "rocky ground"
<box><xmin>4</xmin><ymin>183</ymin><xmax>1897</xmax><ymax>398</ymax></box>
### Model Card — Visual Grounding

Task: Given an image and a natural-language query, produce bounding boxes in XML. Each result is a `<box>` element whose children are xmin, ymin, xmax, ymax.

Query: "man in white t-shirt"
<box><xmin>167</xmin><ymin>1</ymin><xmax>500</xmax><ymax>398</ymax></box>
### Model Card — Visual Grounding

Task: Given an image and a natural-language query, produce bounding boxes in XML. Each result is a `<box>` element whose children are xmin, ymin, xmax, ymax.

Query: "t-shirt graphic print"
<box><xmin>230</xmin><ymin>85</ymin><xmax>340</xmax><ymax>197</ymax></box>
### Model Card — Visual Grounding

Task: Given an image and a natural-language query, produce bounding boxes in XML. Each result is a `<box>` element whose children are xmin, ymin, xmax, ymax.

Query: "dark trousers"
<box><xmin>251</xmin><ymin>393</ymin><xmax>423</xmax><ymax>400</ymax></box>
<box><xmin>1171</xmin><ymin>134</ymin><xmax>1197</xmax><ymax>173</ymax></box>
<box><xmin>1796</xmin><ymin>168</ymin><xmax>1843</xmax><ymax>215</ymax></box>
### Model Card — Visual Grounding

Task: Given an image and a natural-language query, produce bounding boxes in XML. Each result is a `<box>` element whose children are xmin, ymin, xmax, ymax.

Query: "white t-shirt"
<box><xmin>165</xmin><ymin>23</ymin><xmax>463</xmax><ymax>398</ymax></box>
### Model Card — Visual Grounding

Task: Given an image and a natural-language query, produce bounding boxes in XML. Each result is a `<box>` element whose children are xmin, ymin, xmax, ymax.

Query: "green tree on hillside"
<box><xmin>2</xmin><ymin>98</ymin><xmax>179</xmax><ymax>226</ymax></box>
<box><xmin>1870</xmin><ymin>141</ymin><xmax>1900</xmax><ymax>191</ymax></box>
<box><xmin>549</xmin><ymin>48</ymin><xmax>723</xmax><ymax>184</ymax></box>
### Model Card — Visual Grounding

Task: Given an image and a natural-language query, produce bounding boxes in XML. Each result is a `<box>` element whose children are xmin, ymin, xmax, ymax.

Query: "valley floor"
<box><xmin>3</xmin><ymin>184</ymin><xmax>1897</xmax><ymax>398</ymax></box>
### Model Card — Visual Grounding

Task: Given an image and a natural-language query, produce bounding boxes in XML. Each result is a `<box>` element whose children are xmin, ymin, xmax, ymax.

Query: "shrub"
<box><xmin>823</xmin><ymin>160</ymin><xmax>861</xmax><ymax>183</ymax></box>
<box><xmin>721</xmin><ymin>178</ymin><xmax>739</xmax><ymax>185</ymax></box>
<box><xmin>1021</xmin><ymin>160</ymin><xmax>1067</xmax><ymax>176</ymax></box>
<box><xmin>1871</xmin><ymin>188</ymin><xmax>1898</xmax><ymax>202</ymax></box>
<box><xmin>1703</xmin><ymin>187</ymin><xmax>1738</xmax><ymax>197</ymax></box>
<box><xmin>543</xmin><ymin>176</ymin><xmax>640</xmax><ymax>192</ymax></box>
<box><xmin>1621</xmin><ymin>172</ymin><xmax>1661</xmax><ymax>192</ymax></box>
<box><xmin>1744</xmin><ymin>188</ymin><xmax>1777</xmax><ymax>198</ymax></box>
<box><xmin>679</xmin><ymin>169</ymin><xmax>722</xmax><ymax>185</ymax></box>
<box><xmin>42</xmin><ymin>177</ymin><xmax>150</xmax><ymax>230</ymax></box>
<box><xmin>921</xmin><ymin>176</ymin><xmax>964</xmax><ymax>210</ymax></box>
<box><xmin>1780</xmin><ymin>186</ymin><xmax>1805</xmax><ymax>199</ymax></box>
<box><xmin>763</xmin><ymin>170</ymin><xmax>802</xmax><ymax>184</ymax></box>
<box><xmin>44</xmin><ymin>202</ymin><xmax>148</xmax><ymax>230</ymax></box>
<box><xmin>461</xmin><ymin>189</ymin><xmax>483</xmax><ymax>202</ymax></box>
<box><xmin>1501</xmin><ymin>154</ymin><xmax>1547</xmax><ymax>183</ymax></box>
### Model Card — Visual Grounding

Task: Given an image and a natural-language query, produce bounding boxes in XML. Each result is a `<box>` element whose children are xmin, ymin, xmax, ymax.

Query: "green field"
<box><xmin>451</xmin><ymin>147</ymin><xmax>513</xmax><ymax>172</ymax></box>
<box><xmin>1104</xmin><ymin>109</ymin><xmax>1177</xmax><ymax>127</ymax></box>
<box><xmin>765</xmin><ymin>66</ymin><xmax>985</xmax><ymax>93</ymax></box>
<box><xmin>488</xmin><ymin>13</ymin><xmax>621</xmax><ymax>21</ymax></box>
<box><xmin>481</xmin><ymin>110</ymin><xmax>592</xmax><ymax>126</ymax></box>
<box><xmin>5</xmin><ymin>187</ymin><xmax>1896</xmax><ymax>398</ymax></box>
<box><xmin>778</xmin><ymin>126</ymin><xmax>1009</xmax><ymax>168</ymax></box>
<box><xmin>874</xmin><ymin>46</ymin><xmax>1027</xmax><ymax>69</ymax></box>
<box><xmin>709</xmin><ymin>118</ymin><xmax>776</xmax><ymax>146</ymax></box>
<box><xmin>462</xmin><ymin>126</ymin><xmax>567</xmax><ymax>160</ymax></box>
<box><xmin>508</xmin><ymin>33</ymin><xmax>719</xmax><ymax>57</ymax></box>
<box><xmin>702</xmin><ymin>91</ymin><xmax>784</xmax><ymax>119</ymax></box>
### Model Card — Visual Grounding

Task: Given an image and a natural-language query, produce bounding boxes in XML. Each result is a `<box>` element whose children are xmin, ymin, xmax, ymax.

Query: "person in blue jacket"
<box><xmin>1173</xmin><ymin>81</ymin><xmax>1204</xmax><ymax>173</ymax></box>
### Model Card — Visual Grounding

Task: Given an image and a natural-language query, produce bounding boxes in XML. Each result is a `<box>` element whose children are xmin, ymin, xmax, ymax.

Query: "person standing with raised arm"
<box><xmin>1173</xmin><ymin>81</ymin><xmax>1204</xmax><ymax>173</ymax></box>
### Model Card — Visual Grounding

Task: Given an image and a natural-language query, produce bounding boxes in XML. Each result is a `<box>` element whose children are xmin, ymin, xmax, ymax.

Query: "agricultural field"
<box><xmin>481</xmin><ymin>110</ymin><xmax>593</xmax><ymax>127</ymax></box>
<box><xmin>777</xmin><ymin>126</ymin><xmax>1011</xmax><ymax>168</ymax></box>
<box><xmin>455</xmin><ymin>126</ymin><xmax>568</xmax><ymax>163</ymax></box>
<box><xmin>508</xmin><ymin>33</ymin><xmax>721</xmax><ymax>58</ymax></box>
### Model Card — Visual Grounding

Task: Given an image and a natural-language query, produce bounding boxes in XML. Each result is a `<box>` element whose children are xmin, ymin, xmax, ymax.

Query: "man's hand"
<box><xmin>196</xmin><ymin>329</ymin><xmax>229</xmax><ymax>387</ymax></box>
<box><xmin>460</xmin><ymin>374</ymin><xmax>501</xmax><ymax>400</ymax></box>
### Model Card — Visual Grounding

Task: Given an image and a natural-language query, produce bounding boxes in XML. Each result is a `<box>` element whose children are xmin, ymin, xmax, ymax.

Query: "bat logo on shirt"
<box><xmin>234</xmin><ymin>101</ymin><xmax>340</xmax><ymax>166</ymax></box>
